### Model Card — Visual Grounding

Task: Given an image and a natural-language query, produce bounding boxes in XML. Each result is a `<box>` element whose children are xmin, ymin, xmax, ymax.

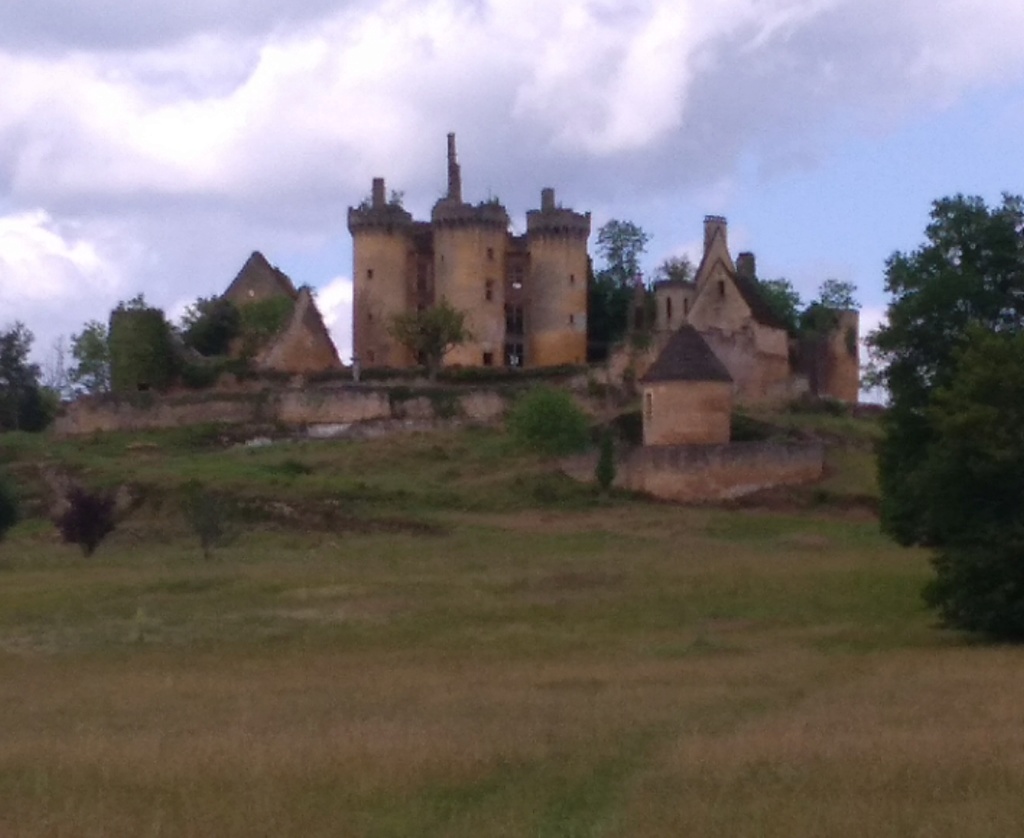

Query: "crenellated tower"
<box><xmin>347</xmin><ymin>176</ymin><xmax>414</xmax><ymax>367</ymax></box>
<box><xmin>524</xmin><ymin>188</ymin><xmax>591</xmax><ymax>366</ymax></box>
<box><xmin>430</xmin><ymin>134</ymin><xmax>510</xmax><ymax>367</ymax></box>
<box><xmin>347</xmin><ymin>134</ymin><xmax>591</xmax><ymax>371</ymax></box>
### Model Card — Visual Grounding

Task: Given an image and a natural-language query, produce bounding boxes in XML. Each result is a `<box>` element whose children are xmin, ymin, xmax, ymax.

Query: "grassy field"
<box><xmin>1</xmin><ymin>421</ymin><xmax>1022</xmax><ymax>837</ymax></box>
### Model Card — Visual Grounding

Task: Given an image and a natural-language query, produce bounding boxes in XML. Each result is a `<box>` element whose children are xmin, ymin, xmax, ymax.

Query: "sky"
<box><xmin>2</xmin><ymin>0</ymin><xmax>1024</xmax><ymax>370</ymax></box>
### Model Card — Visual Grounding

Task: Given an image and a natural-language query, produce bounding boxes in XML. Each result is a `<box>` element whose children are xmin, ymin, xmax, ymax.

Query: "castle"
<box><xmin>348</xmin><ymin>134</ymin><xmax>591</xmax><ymax>370</ymax></box>
<box><xmin>637</xmin><ymin>215</ymin><xmax>860</xmax><ymax>406</ymax></box>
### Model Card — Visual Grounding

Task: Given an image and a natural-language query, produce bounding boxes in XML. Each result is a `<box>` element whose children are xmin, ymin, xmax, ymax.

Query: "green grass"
<box><xmin>1</xmin><ymin>420</ymin><xmax>1022</xmax><ymax>836</ymax></box>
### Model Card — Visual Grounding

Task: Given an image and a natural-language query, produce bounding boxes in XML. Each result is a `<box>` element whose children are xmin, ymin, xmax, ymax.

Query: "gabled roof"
<box><xmin>730</xmin><ymin>271</ymin><xmax>790</xmax><ymax>332</ymax></box>
<box><xmin>639</xmin><ymin>325</ymin><xmax>732</xmax><ymax>384</ymax></box>
<box><xmin>222</xmin><ymin>251</ymin><xmax>298</xmax><ymax>303</ymax></box>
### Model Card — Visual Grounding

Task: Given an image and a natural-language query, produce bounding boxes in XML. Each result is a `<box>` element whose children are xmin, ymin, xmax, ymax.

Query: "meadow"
<box><xmin>1</xmin><ymin>421</ymin><xmax>1022</xmax><ymax>837</ymax></box>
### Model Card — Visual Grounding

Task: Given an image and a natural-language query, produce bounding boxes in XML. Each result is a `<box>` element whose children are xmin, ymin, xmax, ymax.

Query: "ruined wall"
<box><xmin>54</xmin><ymin>385</ymin><xmax>508</xmax><ymax>436</ymax></box>
<box><xmin>819</xmin><ymin>310</ymin><xmax>860</xmax><ymax>403</ymax></box>
<box><xmin>255</xmin><ymin>289</ymin><xmax>343</xmax><ymax>375</ymax></box>
<box><xmin>653</xmin><ymin>282</ymin><xmax>695</xmax><ymax>332</ymax></box>
<box><xmin>700</xmin><ymin>327</ymin><xmax>791</xmax><ymax>407</ymax></box>
<box><xmin>641</xmin><ymin>381</ymin><xmax>732</xmax><ymax>446</ymax></box>
<box><xmin>562</xmin><ymin>441</ymin><xmax>824</xmax><ymax>503</ymax></box>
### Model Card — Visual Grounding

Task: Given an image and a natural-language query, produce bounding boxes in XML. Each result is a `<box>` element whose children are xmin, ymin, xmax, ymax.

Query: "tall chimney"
<box><xmin>446</xmin><ymin>132</ymin><xmax>462</xmax><ymax>203</ymax></box>
<box><xmin>703</xmin><ymin>215</ymin><xmax>727</xmax><ymax>253</ymax></box>
<box><xmin>371</xmin><ymin>177</ymin><xmax>386</xmax><ymax>209</ymax></box>
<box><xmin>736</xmin><ymin>252</ymin><xmax>756</xmax><ymax>281</ymax></box>
<box><xmin>541</xmin><ymin>187</ymin><xmax>555</xmax><ymax>211</ymax></box>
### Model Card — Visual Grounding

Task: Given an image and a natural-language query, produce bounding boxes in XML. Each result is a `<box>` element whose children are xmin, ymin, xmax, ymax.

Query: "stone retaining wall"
<box><xmin>563</xmin><ymin>440</ymin><xmax>824</xmax><ymax>502</ymax></box>
<box><xmin>54</xmin><ymin>385</ymin><xmax>508</xmax><ymax>436</ymax></box>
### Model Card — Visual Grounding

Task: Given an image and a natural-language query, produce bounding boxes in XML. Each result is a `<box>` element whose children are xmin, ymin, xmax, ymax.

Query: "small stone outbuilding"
<box><xmin>638</xmin><ymin>324</ymin><xmax>733</xmax><ymax>446</ymax></box>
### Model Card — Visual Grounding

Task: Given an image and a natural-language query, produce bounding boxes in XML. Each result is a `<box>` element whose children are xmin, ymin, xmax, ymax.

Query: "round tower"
<box><xmin>430</xmin><ymin>134</ymin><xmax>510</xmax><ymax>368</ymax></box>
<box><xmin>347</xmin><ymin>177</ymin><xmax>414</xmax><ymax>367</ymax></box>
<box><xmin>524</xmin><ymin>188</ymin><xmax>591</xmax><ymax>367</ymax></box>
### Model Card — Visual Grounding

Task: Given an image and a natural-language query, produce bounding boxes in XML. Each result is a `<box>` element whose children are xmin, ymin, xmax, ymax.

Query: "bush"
<box><xmin>924</xmin><ymin>541</ymin><xmax>1024</xmax><ymax>639</ymax></box>
<box><xmin>181</xmin><ymin>481</ymin><xmax>233</xmax><ymax>560</ymax></box>
<box><xmin>57</xmin><ymin>486</ymin><xmax>116</xmax><ymax>556</ymax></box>
<box><xmin>506</xmin><ymin>386</ymin><xmax>590</xmax><ymax>457</ymax></box>
<box><xmin>0</xmin><ymin>472</ymin><xmax>18</xmax><ymax>541</ymax></box>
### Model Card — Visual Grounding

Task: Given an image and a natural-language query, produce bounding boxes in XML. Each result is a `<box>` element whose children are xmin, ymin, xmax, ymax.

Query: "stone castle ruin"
<box><xmin>631</xmin><ymin>215</ymin><xmax>860</xmax><ymax>406</ymax></box>
<box><xmin>348</xmin><ymin>134</ymin><xmax>591</xmax><ymax>370</ymax></box>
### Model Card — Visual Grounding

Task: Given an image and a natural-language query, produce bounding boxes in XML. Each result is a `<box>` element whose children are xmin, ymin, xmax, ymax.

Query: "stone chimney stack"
<box><xmin>541</xmin><ymin>188</ymin><xmax>556</xmax><ymax>211</ymax></box>
<box><xmin>703</xmin><ymin>215</ymin><xmax>727</xmax><ymax>253</ymax></box>
<box><xmin>736</xmin><ymin>251</ymin><xmax>756</xmax><ymax>281</ymax></box>
<box><xmin>371</xmin><ymin>177</ymin><xmax>386</xmax><ymax>209</ymax></box>
<box><xmin>446</xmin><ymin>132</ymin><xmax>462</xmax><ymax>203</ymax></box>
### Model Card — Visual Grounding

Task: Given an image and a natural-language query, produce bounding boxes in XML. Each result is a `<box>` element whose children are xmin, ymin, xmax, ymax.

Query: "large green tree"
<box><xmin>919</xmin><ymin>329</ymin><xmax>1024</xmax><ymax>637</ymax></box>
<box><xmin>870</xmin><ymin>194</ymin><xmax>1024</xmax><ymax>548</ymax></box>
<box><xmin>588</xmin><ymin>220</ymin><xmax>650</xmax><ymax>360</ymax></box>
<box><xmin>0</xmin><ymin>322</ymin><xmax>51</xmax><ymax>432</ymax></box>
<box><xmin>388</xmin><ymin>298</ymin><xmax>469</xmax><ymax>380</ymax></box>
<box><xmin>758</xmin><ymin>278</ymin><xmax>803</xmax><ymax>334</ymax></box>
<box><xmin>69</xmin><ymin>320</ymin><xmax>111</xmax><ymax>395</ymax></box>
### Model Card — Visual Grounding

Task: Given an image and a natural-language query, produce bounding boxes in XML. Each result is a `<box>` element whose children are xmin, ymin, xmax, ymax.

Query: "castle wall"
<box><xmin>641</xmin><ymin>380</ymin><xmax>732</xmax><ymax>446</ymax></box>
<box><xmin>700</xmin><ymin>327</ymin><xmax>792</xmax><ymax>407</ymax></box>
<box><xmin>562</xmin><ymin>441</ymin><xmax>824</xmax><ymax>503</ymax></box>
<box><xmin>54</xmin><ymin>385</ymin><xmax>508</xmax><ymax>436</ymax></box>
<box><xmin>432</xmin><ymin>222</ymin><xmax>508</xmax><ymax>367</ymax></box>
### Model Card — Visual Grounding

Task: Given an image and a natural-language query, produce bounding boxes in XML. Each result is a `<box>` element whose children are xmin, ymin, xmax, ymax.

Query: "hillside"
<box><xmin>4</xmin><ymin>414</ymin><xmax>1020</xmax><ymax>838</ymax></box>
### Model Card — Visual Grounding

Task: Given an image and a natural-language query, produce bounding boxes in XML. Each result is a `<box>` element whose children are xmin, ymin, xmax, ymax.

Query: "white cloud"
<box><xmin>2</xmin><ymin>0</ymin><xmax>1024</xmax><ymax>361</ymax></box>
<box><xmin>316</xmin><ymin>276</ymin><xmax>353</xmax><ymax>362</ymax></box>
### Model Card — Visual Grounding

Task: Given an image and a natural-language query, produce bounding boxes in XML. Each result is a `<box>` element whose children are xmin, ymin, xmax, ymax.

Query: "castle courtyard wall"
<box><xmin>562</xmin><ymin>441</ymin><xmax>824</xmax><ymax>502</ymax></box>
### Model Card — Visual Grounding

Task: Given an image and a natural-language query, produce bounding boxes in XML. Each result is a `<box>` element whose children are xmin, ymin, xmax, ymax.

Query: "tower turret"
<box><xmin>430</xmin><ymin>134</ymin><xmax>510</xmax><ymax>368</ymax></box>
<box><xmin>348</xmin><ymin>177</ymin><xmax>415</xmax><ymax>367</ymax></box>
<box><xmin>525</xmin><ymin>187</ymin><xmax>591</xmax><ymax>366</ymax></box>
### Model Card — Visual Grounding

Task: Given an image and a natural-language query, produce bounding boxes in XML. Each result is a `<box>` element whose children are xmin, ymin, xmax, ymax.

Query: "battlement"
<box><xmin>430</xmin><ymin>199</ymin><xmax>509</xmax><ymax>230</ymax></box>
<box><xmin>347</xmin><ymin>202</ymin><xmax>413</xmax><ymax>233</ymax></box>
<box><xmin>526</xmin><ymin>188</ymin><xmax>591</xmax><ymax>239</ymax></box>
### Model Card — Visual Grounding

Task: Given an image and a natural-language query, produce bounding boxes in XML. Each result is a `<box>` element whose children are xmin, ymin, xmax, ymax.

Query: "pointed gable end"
<box><xmin>254</xmin><ymin>287</ymin><xmax>343</xmax><ymax>374</ymax></box>
<box><xmin>639</xmin><ymin>325</ymin><xmax>732</xmax><ymax>384</ymax></box>
<box><xmin>222</xmin><ymin>251</ymin><xmax>299</xmax><ymax>305</ymax></box>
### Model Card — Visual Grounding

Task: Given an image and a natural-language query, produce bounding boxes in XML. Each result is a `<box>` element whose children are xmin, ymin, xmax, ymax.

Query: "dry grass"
<box><xmin>0</xmin><ymin>425</ymin><xmax>1021</xmax><ymax>835</ymax></box>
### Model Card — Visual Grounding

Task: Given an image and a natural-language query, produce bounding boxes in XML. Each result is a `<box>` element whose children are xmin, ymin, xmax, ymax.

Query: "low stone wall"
<box><xmin>563</xmin><ymin>440</ymin><xmax>824</xmax><ymax>502</ymax></box>
<box><xmin>53</xmin><ymin>384</ymin><xmax>508</xmax><ymax>436</ymax></box>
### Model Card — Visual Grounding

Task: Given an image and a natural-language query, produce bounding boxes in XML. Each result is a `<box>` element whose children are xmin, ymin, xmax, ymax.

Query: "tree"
<box><xmin>814</xmin><ymin>278</ymin><xmax>859</xmax><ymax>311</ymax></box>
<box><xmin>595</xmin><ymin>428</ymin><xmax>616</xmax><ymax>493</ymax></box>
<box><xmin>870</xmin><ymin>194</ymin><xmax>1024</xmax><ymax>547</ymax></box>
<box><xmin>181</xmin><ymin>481</ymin><xmax>233</xmax><ymax>560</ymax></box>
<box><xmin>56</xmin><ymin>485</ymin><xmax>117</xmax><ymax>556</ymax></box>
<box><xmin>595</xmin><ymin>219</ymin><xmax>650</xmax><ymax>288</ymax></box>
<box><xmin>69</xmin><ymin>321</ymin><xmax>111</xmax><ymax>395</ymax></box>
<box><xmin>506</xmin><ymin>386</ymin><xmax>590</xmax><ymax>457</ymax></box>
<box><xmin>180</xmin><ymin>296</ymin><xmax>241</xmax><ymax>356</ymax></box>
<box><xmin>918</xmin><ymin>329</ymin><xmax>1024</xmax><ymax>637</ymax></box>
<box><xmin>0</xmin><ymin>322</ymin><xmax>51</xmax><ymax>432</ymax></box>
<box><xmin>758</xmin><ymin>278</ymin><xmax>803</xmax><ymax>334</ymax></box>
<box><xmin>652</xmin><ymin>255</ymin><xmax>694</xmax><ymax>284</ymax></box>
<box><xmin>388</xmin><ymin>298</ymin><xmax>469</xmax><ymax>380</ymax></box>
<box><xmin>588</xmin><ymin>220</ymin><xmax>651</xmax><ymax>359</ymax></box>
